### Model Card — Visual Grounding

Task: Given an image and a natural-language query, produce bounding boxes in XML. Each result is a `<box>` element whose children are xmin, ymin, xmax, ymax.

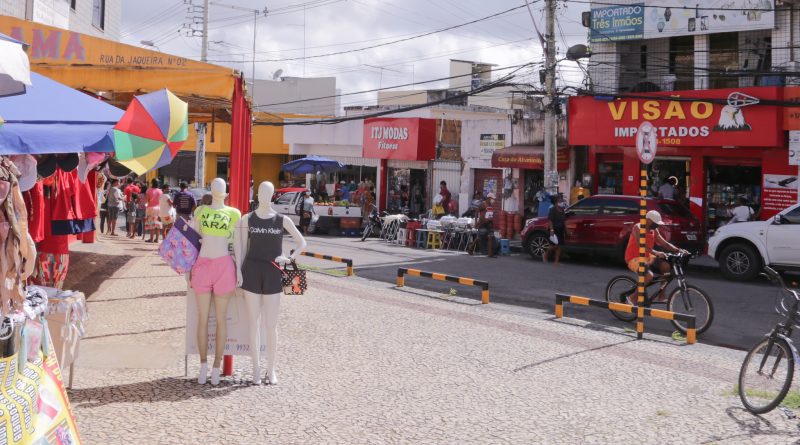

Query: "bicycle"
<box><xmin>604</xmin><ymin>252</ymin><xmax>714</xmax><ymax>335</ymax></box>
<box><xmin>738</xmin><ymin>267</ymin><xmax>800</xmax><ymax>414</ymax></box>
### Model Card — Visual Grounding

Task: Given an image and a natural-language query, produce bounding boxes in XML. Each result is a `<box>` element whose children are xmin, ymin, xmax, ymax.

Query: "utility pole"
<box><xmin>210</xmin><ymin>2</ymin><xmax>268</xmax><ymax>98</ymax></box>
<box><xmin>201</xmin><ymin>0</ymin><xmax>209</xmax><ymax>61</ymax></box>
<box><xmin>543</xmin><ymin>0</ymin><xmax>558</xmax><ymax>193</ymax></box>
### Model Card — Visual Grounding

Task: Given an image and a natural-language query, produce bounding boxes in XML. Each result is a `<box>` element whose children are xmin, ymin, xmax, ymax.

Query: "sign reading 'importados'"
<box><xmin>362</xmin><ymin>118</ymin><xmax>437</xmax><ymax>160</ymax></box>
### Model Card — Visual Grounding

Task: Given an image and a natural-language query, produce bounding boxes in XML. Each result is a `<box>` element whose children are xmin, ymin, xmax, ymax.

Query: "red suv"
<box><xmin>520</xmin><ymin>195</ymin><xmax>702</xmax><ymax>261</ymax></box>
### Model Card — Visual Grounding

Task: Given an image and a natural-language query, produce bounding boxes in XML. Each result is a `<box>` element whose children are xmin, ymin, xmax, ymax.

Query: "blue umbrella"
<box><xmin>281</xmin><ymin>155</ymin><xmax>344</xmax><ymax>174</ymax></box>
<box><xmin>0</xmin><ymin>72</ymin><xmax>123</xmax><ymax>154</ymax></box>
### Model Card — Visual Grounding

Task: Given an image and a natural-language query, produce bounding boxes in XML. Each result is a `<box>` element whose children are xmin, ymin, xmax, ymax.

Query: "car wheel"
<box><xmin>719</xmin><ymin>243</ymin><xmax>761</xmax><ymax>281</ymax></box>
<box><xmin>526</xmin><ymin>232</ymin><xmax>550</xmax><ymax>260</ymax></box>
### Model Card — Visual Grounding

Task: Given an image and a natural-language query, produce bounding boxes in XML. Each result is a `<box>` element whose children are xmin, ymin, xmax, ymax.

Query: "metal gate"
<box><xmin>431</xmin><ymin>160</ymin><xmax>462</xmax><ymax>209</ymax></box>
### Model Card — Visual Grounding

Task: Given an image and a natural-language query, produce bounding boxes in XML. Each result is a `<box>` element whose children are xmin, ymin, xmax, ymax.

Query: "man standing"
<box><xmin>438</xmin><ymin>181</ymin><xmax>452</xmax><ymax>215</ymax></box>
<box><xmin>173</xmin><ymin>182</ymin><xmax>197</xmax><ymax>221</ymax></box>
<box><xmin>475</xmin><ymin>193</ymin><xmax>497</xmax><ymax>258</ymax></box>
<box><xmin>658</xmin><ymin>176</ymin><xmax>676</xmax><ymax>200</ymax></box>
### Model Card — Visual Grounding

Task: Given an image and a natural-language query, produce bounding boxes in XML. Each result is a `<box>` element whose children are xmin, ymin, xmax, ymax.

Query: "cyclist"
<box><xmin>624</xmin><ymin>210</ymin><xmax>687</xmax><ymax>302</ymax></box>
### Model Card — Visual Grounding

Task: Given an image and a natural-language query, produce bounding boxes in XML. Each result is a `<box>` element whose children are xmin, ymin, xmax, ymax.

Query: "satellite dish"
<box><xmin>566</xmin><ymin>44</ymin><xmax>590</xmax><ymax>61</ymax></box>
<box><xmin>272</xmin><ymin>69</ymin><xmax>283</xmax><ymax>80</ymax></box>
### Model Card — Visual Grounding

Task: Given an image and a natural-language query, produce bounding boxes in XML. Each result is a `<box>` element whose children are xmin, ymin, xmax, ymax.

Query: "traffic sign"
<box><xmin>635</xmin><ymin>121</ymin><xmax>657</xmax><ymax>165</ymax></box>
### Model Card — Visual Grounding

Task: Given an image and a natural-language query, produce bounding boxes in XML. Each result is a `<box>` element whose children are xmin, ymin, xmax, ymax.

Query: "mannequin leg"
<box><xmin>195</xmin><ymin>292</ymin><xmax>212</xmax><ymax>384</ymax></box>
<box><xmin>244</xmin><ymin>291</ymin><xmax>264</xmax><ymax>384</ymax></box>
<box><xmin>263</xmin><ymin>293</ymin><xmax>281</xmax><ymax>384</ymax></box>
<box><xmin>212</xmin><ymin>293</ymin><xmax>233</xmax><ymax>369</ymax></box>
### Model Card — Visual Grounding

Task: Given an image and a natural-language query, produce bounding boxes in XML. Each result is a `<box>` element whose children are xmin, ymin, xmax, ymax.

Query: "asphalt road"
<box><xmin>297</xmin><ymin>235</ymin><xmax>797</xmax><ymax>351</ymax></box>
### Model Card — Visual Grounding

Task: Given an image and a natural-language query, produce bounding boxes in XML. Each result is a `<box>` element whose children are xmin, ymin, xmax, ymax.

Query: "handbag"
<box><xmin>158</xmin><ymin>216</ymin><xmax>202</xmax><ymax>275</ymax></box>
<box><xmin>281</xmin><ymin>260</ymin><xmax>307</xmax><ymax>295</ymax></box>
<box><xmin>549</xmin><ymin>233</ymin><xmax>559</xmax><ymax>245</ymax></box>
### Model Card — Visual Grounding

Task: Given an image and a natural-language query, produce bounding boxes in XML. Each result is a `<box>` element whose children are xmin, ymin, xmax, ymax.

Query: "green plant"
<box><xmin>731</xmin><ymin>385</ymin><xmax>800</xmax><ymax>409</ymax></box>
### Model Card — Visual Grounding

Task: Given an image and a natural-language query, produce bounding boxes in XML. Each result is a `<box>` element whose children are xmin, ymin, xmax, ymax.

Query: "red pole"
<box><xmin>223</xmin><ymin>75</ymin><xmax>253</xmax><ymax>377</ymax></box>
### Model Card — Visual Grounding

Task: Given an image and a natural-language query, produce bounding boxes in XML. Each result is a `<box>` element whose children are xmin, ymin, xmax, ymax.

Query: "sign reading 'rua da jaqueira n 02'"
<box><xmin>568</xmin><ymin>87</ymin><xmax>783</xmax><ymax>148</ymax></box>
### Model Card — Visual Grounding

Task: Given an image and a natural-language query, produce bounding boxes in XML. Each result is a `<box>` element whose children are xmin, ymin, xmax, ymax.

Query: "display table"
<box><xmin>42</xmin><ymin>289</ymin><xmax>87</xmax><ymax>389</ymax></box>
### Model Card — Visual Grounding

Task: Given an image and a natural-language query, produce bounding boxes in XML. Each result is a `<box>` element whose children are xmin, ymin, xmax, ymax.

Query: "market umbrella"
<box><xmin>113</xmin><ymin>89</ymin><xmax>188</xmax><ymax>175</ymax></box>
<box><xmin>281</xmin><ymin>155</ymin><xmax>344</xmax><ymax>175</ymax></box>
<box><xmin>0</xmin><ymin>72</ymin><xmax>122</xmax><ymax>154</ymax></box>
<box><xmin>0</xmin><ymin>32</ymin><xmax>30</xmax><ymax>97</ymax></box>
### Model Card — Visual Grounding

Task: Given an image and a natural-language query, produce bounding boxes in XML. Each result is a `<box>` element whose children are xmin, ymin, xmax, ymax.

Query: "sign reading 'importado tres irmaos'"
<box><xmin>567</xmin><ymin>87</ymin><xmax>783</xmax><ymax>148</ymax></box>
<box><xmin>590</xmin><ymin>0</ymin><xmax>775</xmax><ymax>43</ymax></box>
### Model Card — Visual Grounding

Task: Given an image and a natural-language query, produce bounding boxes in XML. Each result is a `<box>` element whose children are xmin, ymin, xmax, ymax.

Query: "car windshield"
<box><xmin>659</xmin><ymin>202</ymin><xmax>693</xmax><ymax>218</ymax></box>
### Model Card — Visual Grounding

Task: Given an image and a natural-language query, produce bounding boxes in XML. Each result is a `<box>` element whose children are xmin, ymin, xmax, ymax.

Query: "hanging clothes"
<box><xmin>23</xmin><ymin>182</ymin><xmax>44</xmax><ymax>243</ymax></box>
<box><xmin>50</xmin><ymin>169</ymin><xmax>96</xmax><ymax>236</ymax></box>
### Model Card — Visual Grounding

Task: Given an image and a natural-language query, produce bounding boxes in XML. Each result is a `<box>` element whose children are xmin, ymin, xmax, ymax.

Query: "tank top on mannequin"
<box><xmin>241</xmin><ymin>213</ymin><xmax>285</xmax><ymax>295</ymax></box>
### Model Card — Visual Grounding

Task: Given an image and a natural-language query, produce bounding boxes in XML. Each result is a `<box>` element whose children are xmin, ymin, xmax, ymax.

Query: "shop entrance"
<box><xmin>387</xmin><ymin>167</ymin><xmax>427</xmax><ymax>217</ymax></box>
<box><xmin>523</xmin><ymin>169</ymin><xmax>544</xmax><ymax>221</ymax></box>
<box><xmin>597</xmin><ymin>154</ymin><xmax>623</xmax><ymax>195</ymax></box>
<box><xmin>647</xmin><ymin>157</ymin><xmax>690</xmax><ymax>204</ymax></box>
<box><xmin>705</xmin><ymin>160</ymin><xmax>762</xmax><ymax>230</ymax></box>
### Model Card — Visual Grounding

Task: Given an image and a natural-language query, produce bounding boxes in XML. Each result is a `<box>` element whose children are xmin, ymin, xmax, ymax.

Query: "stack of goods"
<box><xmin>495</xmin><ymin>210</ymin><xmax>506</xmax><ymax>239</ymax></box>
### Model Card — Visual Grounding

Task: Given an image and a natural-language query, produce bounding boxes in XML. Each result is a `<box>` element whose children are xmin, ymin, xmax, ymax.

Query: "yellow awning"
<box><xmin>0</xmin><ymin>16</ymin><xmax>236</xmax><ymax>117</ymax></box>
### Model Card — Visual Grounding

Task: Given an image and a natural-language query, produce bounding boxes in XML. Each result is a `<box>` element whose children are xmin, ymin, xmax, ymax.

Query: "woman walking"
<box><xmin>145</xmin><ymin>179</ymin><xmax>163</xmax><ymax>243</ymax></box>
<box><xmin>544</xmin><ymin>195</ymin><xmax>566</xmax><ymax>264</ymax></box>
<box><xmin>158</xmin><ymin>184</ymin><xmax>175</xmax><ymax>240</ymax></box>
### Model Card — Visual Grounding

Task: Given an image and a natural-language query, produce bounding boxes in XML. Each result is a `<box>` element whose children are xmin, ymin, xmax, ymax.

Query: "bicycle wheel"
<box><xmin>667</xmin><ymin>285</ymin><xmax>714</xmax><ymax>335</ymax></box>
<box><xmin>361</xmin><ymin>223</ymin><xmax>372</xmax><ymax>241</ymax></box>
<box><xmin>605</xmin><ymin>275</ymin><xmax>638</xmax><ymax>322</ymax></box>
<box><xmin>738</xmin><ymin>337</ymin><xmax>795</xmax><ymax>414</ymax></box>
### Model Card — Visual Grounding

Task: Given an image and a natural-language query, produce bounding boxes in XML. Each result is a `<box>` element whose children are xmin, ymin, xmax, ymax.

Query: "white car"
<box><xmin>708</xmin><ymin>203</ymin><xmax>800</xmax><ymax>281</ymax></box>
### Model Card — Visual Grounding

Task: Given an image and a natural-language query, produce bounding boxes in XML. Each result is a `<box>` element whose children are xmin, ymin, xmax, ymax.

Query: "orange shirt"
<box><xmin>625</xmin><ymin>224</ymin><xmax>655</xmax><ymax>263</ymax></box>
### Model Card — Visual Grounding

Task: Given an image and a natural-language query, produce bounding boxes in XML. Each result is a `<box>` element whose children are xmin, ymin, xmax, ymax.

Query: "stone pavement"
<box><xmin>65</xmin><ymin>236</ymin><xmax>800</xmax><ymax>444</ymax></box>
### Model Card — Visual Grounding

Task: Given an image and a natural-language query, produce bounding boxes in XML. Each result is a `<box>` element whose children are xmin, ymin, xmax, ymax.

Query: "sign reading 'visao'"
<box><xmin>568</xmin><ymin>87</ymin><xmax>783</xmax><ymax>148</ymax></box>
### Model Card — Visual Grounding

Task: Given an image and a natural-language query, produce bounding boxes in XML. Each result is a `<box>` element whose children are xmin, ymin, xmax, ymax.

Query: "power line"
<box><xmin>206</xmin><ymin>2</ymin><xmax>540</xmax><ymax>63</ymax></box>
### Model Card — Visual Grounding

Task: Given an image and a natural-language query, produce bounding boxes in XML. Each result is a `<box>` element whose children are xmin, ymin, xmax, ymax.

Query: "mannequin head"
<box><xmin>210</xmin><ymin>178</ymin><xmax>227</xmax><ymax>200</ymax></box>
<box><xmin>257</xmin><ymin>181</ymin><xmax>275</xmax><ymax>205</ymax></box>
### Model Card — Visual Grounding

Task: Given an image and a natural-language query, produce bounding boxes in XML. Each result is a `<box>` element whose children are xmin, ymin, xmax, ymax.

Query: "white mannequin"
<box><xmin>234</xmin><ymin>181</ymin><xmax>306</xmax><ymax>385</ymax></box>
<box><xmin>190</xmin><ymin>177</ymin><xmax>237</xmax><ymax>385</ymax></box>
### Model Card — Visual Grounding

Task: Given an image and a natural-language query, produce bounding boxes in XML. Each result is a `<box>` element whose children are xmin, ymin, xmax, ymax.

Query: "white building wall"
<box><xmin>67</xmin><ymin>0</ymin><xmax>121</xmax><ymax>41</ymax></box>
<box><xmin>0</xmin><ymin>1</ymin><xmax>25</xmax><ymax>18</ymax></box>
<box><xmin>252</xmin><ymin>77</ymin><xmax>337</xmax><ymax>116</ymax></box>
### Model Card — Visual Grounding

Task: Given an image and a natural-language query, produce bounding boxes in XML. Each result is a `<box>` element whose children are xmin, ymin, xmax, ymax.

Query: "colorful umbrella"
<box><xmin>113</xmin><ymin>89</ymin><xmax>188</xmax><ymax>175</ymax></box>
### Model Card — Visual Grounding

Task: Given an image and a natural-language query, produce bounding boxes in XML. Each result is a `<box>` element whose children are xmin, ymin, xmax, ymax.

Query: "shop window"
<box><xmin>706</xmin><ymin>163</ymin><xmax>762</xmax><ymax>230</ymax></box>
<box><xmin>92</xmin><ymin>0</ymin><xmax>105</xmax><ymax>30</ymax></box>
<box><xmin>597</xmin><ymin>161</ymin><xmax>623</xmax><ymax>195</ymax></box>
<box><xmin>709</xmin><ymin>32</ymin><xmax>739</xmax><ymax>89</ymax></box>
<box><xmin>569</xmin><ymin>199</ymin><xmax>601</xmax><ymax>216</ymax></box>
<box><xmin>669</xmin><ymin>36</ymin><xmax>694</xmax><ymax>91</ymax></box>
<box><xmin>602</xmin><ymin>199</ymin><xmax>638</xmax><ymax>216</ymax></box>
<box><xmin>70</xmin><ymin>0</ymin><xmax>77</xmax><ymax>10</ymax></box>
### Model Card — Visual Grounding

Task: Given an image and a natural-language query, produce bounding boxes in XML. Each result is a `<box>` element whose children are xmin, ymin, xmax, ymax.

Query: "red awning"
<box><xmin>491</xmin><ymin>146</ymin><xmax>569</xmax><ymax>170</ymax></box>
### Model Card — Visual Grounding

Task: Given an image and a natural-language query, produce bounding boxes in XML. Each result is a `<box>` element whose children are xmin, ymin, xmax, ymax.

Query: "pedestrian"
<box><xmin>173</xmin><ymin>181</ymin><xmax>197</xmax><ymax>221</ymax></box>
<box><xmin>658</xmin><ymin>176</ymin><xmax>677</xmax><ymax>200</ymax></box>
<box><xmin>98</xmin><ymin>179</ymin><xmax>109</xmax><ymax>234</ymax></box>
<box><xmin>127</xmin><ymin>192</ymin><xmax>139</xmax><ymax>237</ymax></box>
<box><xmin>135</xmin><ymin>192</ymin><xmax>147</xmax><ymax>239</ymax></box>
<box><xmin>145</xmin><ymin>178</ymin><xmax>163</xmax><ymax>243</ymax></box>
<box><xmin>544</xmin><ymin>195</ymin><xmax>566</xmax><ymax>264</ymax></box>
<box><xmin>296</xmin><ymin>190</ymin><xmax>314</xmax><ymax>235</ymax></box>
<box><xmin>106</xmin><ymin>179</ymin><xmax>124</xmax><ymax>237</ymax></box>
<box><xmin>123</xmin><ymin>177</ymin><xmax>140</xmax><ymax>237</ymax></box>
<box><xmin>159</xmin><ymin>184</ymin><xmax>175</xmax><ymax>240</ymax></box>
<box><xmin>438</xmin><ymin>181</ymin><xmax>452</xmax><ymax>215</ymax></box>
<box><xmin>362</xmin><ymin>186</ymin><xmax>375</xmax><ymax>223</ymax></box>
<box><xmin>475</xmin><ymin>192</ymin><xmax>497</xmax><ymax>258</ymax></box>
<box><xmin>727</xmin><ymin>197</ymin><xmax>754</xmax><ymax>224</ymax></box>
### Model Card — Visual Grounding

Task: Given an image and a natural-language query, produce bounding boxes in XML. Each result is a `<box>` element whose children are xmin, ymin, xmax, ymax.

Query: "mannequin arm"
<box><xmin>281</xmin><ymin>215</ymin><xmax>307</xmax><ymax>262</ymax></box>
<box><xmin>233</xmin><ymin>214</ymin><xmax>249</xmax><ymax>286</ymax></box>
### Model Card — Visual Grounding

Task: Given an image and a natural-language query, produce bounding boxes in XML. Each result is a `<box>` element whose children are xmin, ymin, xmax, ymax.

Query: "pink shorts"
<box><xmin>191</xmin><ymin>256</ymin><xmax>236</xmax><ymax>295</ymax></box>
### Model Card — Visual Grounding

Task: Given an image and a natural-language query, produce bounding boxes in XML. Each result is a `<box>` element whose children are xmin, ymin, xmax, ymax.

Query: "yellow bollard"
<box><xmin>481</xmin><ymin>289</ymin><xmax>490</xmax><ymax>304</ymax></box>
<box><xmin>555</xmin><ymin>303</ymin><xmax>563</xmax><ymax>319</ymax></box>
<box><xmin>686</xmin><ymin>328</ymin><xmax>696</xmax><ymax>345</ymax></box>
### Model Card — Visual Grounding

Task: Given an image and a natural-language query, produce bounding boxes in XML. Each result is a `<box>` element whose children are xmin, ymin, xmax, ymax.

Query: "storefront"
<box><xmin>569</xmin><ymin>86</ymin><xmax>796</xmax><ymax>231</ymax></box>
<box><xmin>362</xmin><ymin>117</ymin><xmax>437</xmax><ymax>217</ymax></box>
<box><xmin>490</xmin><ymin>146</ymin><xmax>571</xmax><ymax>220</ymax></box>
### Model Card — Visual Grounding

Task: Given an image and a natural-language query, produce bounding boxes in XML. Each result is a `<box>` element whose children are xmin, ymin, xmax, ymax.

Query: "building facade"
<box><xmin>575</xmin><ymin>0</ymin><xmax>800</xmax><ymax>232</ymax></box>
<box><xmin>1</xmin><ymin>0</ymin><xmax>121</xmax><ymax>40</ymax></box>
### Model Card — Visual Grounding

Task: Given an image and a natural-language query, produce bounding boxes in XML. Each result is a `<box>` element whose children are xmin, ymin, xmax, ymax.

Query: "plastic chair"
<box><xmin>395</xmin><ymin>228</ymin><xmax>407</xmax><ymax>246</ymax></box>
<box><xmin>426</xmin><ymin>231</ymin><xmax>442</xmax><ymax>249</ymax></box>
<box><xmin>416</xmin><ymin>229</ymin><xmax>428</xmax><ymax>248</ymax></box>
<box><xmin>500</xmin><ymin>238</ymin><xmax>511</xmax><ymax>255</ymax></box>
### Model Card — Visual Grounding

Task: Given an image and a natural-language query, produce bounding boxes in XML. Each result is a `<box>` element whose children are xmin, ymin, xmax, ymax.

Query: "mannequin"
<box><xmin>234</xmin><ymin>181</ymin><xmax>306</xmax><ymax>385</ymax></box>
<box><xmin>190</xmin><ymin>178</ymin><xmax>241</xmax><ymax>385</ymax></box>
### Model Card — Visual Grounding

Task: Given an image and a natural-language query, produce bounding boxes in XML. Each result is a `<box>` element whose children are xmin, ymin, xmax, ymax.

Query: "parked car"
<box><xmin>520</xmin><ymin>195</ymin><xmax>702</xmax><ymax>261</ymax></box>
<box><xmin>708</xmin><ymin>203</ymin><xmax>800</xmax><ymax>281</ymax></box>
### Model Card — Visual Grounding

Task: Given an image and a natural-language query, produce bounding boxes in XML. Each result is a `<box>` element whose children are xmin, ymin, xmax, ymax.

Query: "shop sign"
<box><xmin>762</xmin><ymin>174</ymin><xmax>799</xmax><ymax>215</ymax></box>
<box><xmin>785</xmin><ymin>87</ymin><xmax>800</xmax><ymax>131</ymax></box>
<box><xmin>479</xmin><ymin>134</ymin><xmax>505</xmax><ymax>160</ymax></box>
<box><xmin>590</xmin><ymin>0</ymin><xmax>775</xmax><ymax>43</ymax></box>
<box><xmin>362</xmin><ymin>118</ymin><xmax>436</xmax><ymax>161</ymax></box>
<box><xmin>568</xmin><ymin>87</ymin><xmax>782</xmax><ymax>148</ymax></box>
<box><xmin>491</xmin><ymin>146</ymin><xmax>570</xmax><ymax>170</ymax></box>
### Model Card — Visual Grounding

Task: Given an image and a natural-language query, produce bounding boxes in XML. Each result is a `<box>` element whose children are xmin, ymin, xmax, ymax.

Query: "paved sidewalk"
<box><xmin>66</xmin><ymin>237</ymin><xmax>799</xmax><ymax>444</ymax></box>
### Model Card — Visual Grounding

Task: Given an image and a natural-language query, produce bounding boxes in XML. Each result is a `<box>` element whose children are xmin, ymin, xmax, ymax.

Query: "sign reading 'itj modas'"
<box><xmin>567</xmin><ymin>87</ymin><xmax>783</xmax><ymax>148</ymax></box>
<box><xmin>362</xmin><ymin>118</ymin><xmax>437</xmax><ymax>161</ymax></box>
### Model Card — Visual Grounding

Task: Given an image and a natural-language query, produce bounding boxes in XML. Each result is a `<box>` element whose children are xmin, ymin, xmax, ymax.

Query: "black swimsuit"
<box><xmin>241</xmin><ymin>213</ymin><xmax>285</xmax><ymax>294</ymax></box>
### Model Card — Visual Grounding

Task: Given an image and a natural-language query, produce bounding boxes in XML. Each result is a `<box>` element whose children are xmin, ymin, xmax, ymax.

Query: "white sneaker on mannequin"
<box><xmin>198</xmin><ymin>362</ymin><xmax>208</xmax><ymax>385</ymax></box>
<box><xmin>266</xmin><ymin>369</ymin><xmax>278</xmax><ymax>385</ymax></box>
<box><xmin>210</xmin><ymin>367</ymin><xmax>221</xmax><ymax>386</ymax></box>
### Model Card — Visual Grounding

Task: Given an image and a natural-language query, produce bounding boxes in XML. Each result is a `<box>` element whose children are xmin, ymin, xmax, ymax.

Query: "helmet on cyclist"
<box><xmin>645</xmin><ymin>210</ymin><xmax>663</xmax><ymax>225</ymax></box>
